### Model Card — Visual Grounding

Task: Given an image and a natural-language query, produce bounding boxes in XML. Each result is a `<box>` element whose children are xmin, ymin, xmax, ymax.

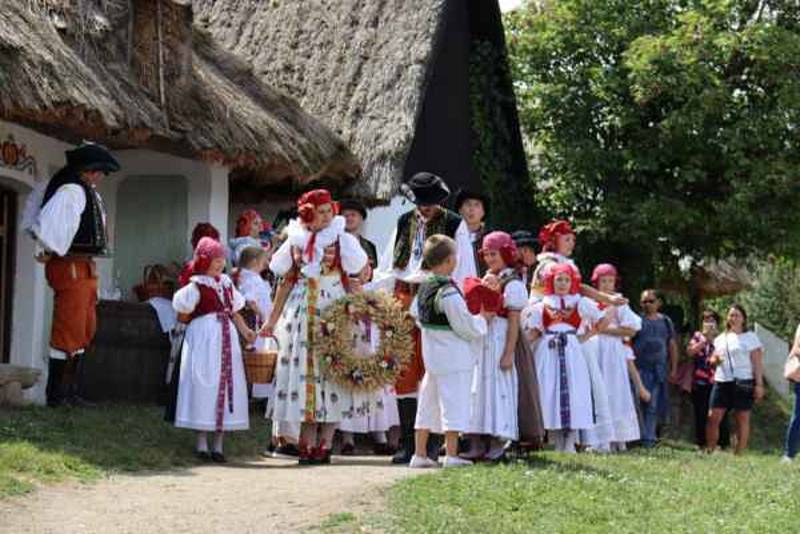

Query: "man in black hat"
<box><xmin>511</xmin><ymin>230</ymin><xmax>538</xmax><ymax>294</ymax></box>
<box><xmin>375</xmin><ymin>172</ymin><xmax>473</xmax><ymax>464</ymax></box>
<box><xmin>454</xmin><ymin>189</ymin><xmax>490</xmax><ymax>278</ymax></box>
<box><xmin>31</xmin><ymin>142</ymin><xmax>120</xmax><ymax>407</ymax></box>
<box><xmin>340</xmin><ymin>199</ymin><xmax>378</xmax><ymax>276</ymax></box>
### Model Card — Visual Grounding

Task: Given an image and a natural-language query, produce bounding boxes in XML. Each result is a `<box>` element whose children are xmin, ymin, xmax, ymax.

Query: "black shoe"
<box><xmin>373</xmin><ymin>443</ymin><xmax>395</xmax><ymax>456</ymax></box>
<box><xmin>195</xmin><ymin>450</ymin><xmax>212</xmax><ymax>462</ymax></box>
<box><xmin>271</xmin><ymin>444</ymin><xmax>300</xmax><ymax>459</ymax></box>
<box><xmin>210</xmin><ymin>452</ymin><xmax>227</xmax><ymax>463</ymax></box>
<box><xmin>392</xmin><ymin>449</ymin><xmax>412</xmax><ymax>465</ymax></box>
<box><xmin>340</xmin><ymin>442</ymin><xmax>355</xmax><ymax>456</ymax></box>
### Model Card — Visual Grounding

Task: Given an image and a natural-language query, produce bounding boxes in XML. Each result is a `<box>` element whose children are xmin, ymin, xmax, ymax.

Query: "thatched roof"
<box><xmin>660</xmin><ymin>259</ymin><xmax>752</xmax><ymax>299</ymax></box>
<box><xmin>194</xmin><ymin>0</ymin><xmax>448</xmax><ymax>200</ymax></box>
<box><xmin>0</xmin><ymin>1</ymin><xmax>356</xmax><ymax>183</ymax></box>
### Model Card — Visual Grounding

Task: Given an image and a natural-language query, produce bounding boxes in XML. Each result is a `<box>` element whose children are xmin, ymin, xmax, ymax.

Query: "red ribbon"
<box><xmin>214</xmin><ymin>285</ymin><xmax>235</xmax><ymax>432</ymax></box>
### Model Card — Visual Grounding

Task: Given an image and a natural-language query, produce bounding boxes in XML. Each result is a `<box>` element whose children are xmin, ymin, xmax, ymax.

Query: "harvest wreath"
<box><xmin>314</xmin><ymin>291</ymin><xmax>414</xmax><ymax>392</ymax></box>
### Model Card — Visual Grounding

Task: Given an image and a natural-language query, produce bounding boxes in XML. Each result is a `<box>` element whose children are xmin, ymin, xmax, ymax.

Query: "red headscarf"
<box><xmin>480</xmin><ymin>231</ymin><xmax>518</xmax><ymax>268</ymax></box>
<box><xmin>538</xmin><ymin>220</ymin><xmax>575</xmax><ymax>252</ymax></box>
<box><xmin>297</xmin><ymin>189</ymin><xmax>337</xmax><ymax>224</ymax></box>
<box><xmin>192</xmin><ymin>237</ymin><xmax>227</xmax><ymax>275</ymax></box>
<box><xmin>190</xmin><ymin>223</ymin><xmax>220</xmax><ymax>250</ymax></box>
<box><xmin>543</xmin><ymin>263</ymin><xmax>582</xmax><ymax>295</ymax></box>
<box><xmin>591</xmin><ymin>263</ymin><xmax>619</xmax><ymax>288</ymax></box>
<box><xmin>235</xmin><ymin>209</ymin><xmax>264</xmax><ymax>238</ymax></box>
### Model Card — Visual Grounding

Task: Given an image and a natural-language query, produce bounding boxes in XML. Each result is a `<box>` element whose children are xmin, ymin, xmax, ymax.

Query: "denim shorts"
<box><xmin>710</xmin><ymin>380</ymin><xmax>755</xmax><ymax>412</ymax></box>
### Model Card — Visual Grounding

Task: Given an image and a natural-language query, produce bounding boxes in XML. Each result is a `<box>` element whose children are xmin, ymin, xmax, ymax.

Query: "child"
<box><xmin>229</xmin><ymin>209</ymin><xmax>270</xmax><ymax>266</ymax></box>
<box><xmin>265</xmin><ymin>189</ymin><xmax>368</xmax><ymax>465</ymax></box>
<box><xmin>465</xmin><ymin>232</ymin><xmax>526</xmax><ymax>461</ymax></box>
<box><xmin>172</xmin><ymin>237</ymin><xmax>256</xmax><ymax>462</ymax></box>
<box><xmin>523</xmin><ymin>263</ymin><xmax>613</xmax><ymax>453</ymax></box>
<box><xmin>530</xmin><ymin>220</ymin><xmax>625</xmax><ymax>307</ymax></box>
<box><xmin>410</xmin><ymin>235</ymin><xmax>489</xmax><ymax>468</ymax></box>
<box><xmin>234</xmin><ymin>246</ymin><xmax>273</xmax><ymax>399</ymax></box>
<box><xmin>588</xmin><ymin>264</ymin><xmax>649</xmax><ymax>451</ymax></box>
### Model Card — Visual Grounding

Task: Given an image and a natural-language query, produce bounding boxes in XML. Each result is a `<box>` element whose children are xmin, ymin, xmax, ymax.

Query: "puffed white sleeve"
<box><xmin>172</xmin><ymin>283</ymin><xmax>201</xmax><ymax>314</ymax></box>
<box><xmin>339</xmin><ymin>233</ymin><xmax>368</xmax><ymax>275</ymax></box>
<box><xmin>440</xmin><ymin>288</ymin><xmax>487</xmax><ymax>341</ymax></box>
<box><xmin>269</xmin><ymin>239</ymin><xmax>294</xmax><ymax>277</ymax></box>
<box><xmin>503</xmin><ymin>280</ymin><xmax>528</xmax><ymax>311</ymax></box>
<box><xmin>231</xmin><ymin>285</ymin><xmax>246</xmax><ymax>313</ymax></box>
<box><xmin>618</xmin><ymin>304</ymin><xmax>642</xmax><ymax>332</ymax></box>
<box><xmin>376</xmin><ymin>226</ymin><xmax>398</xmax><ymax>276</ymax></box>
<box><xmin>33</xmin><ymin>184</ymin><xmax>86</xmax><ymax>256</ymax></box>
<box><xmin>451</xmin><ymin>220</ymin><xmax>477</xmax><ymax>288</ymax></box>
<box><xmin>522</xmin><ymin>302</ymin><xmax>544</xmax><ymax>332</ymax></box>
<box><xmin>578</xmin><ymin>297</ymin><xmax>602</xmax><ymax>323</ymax></box>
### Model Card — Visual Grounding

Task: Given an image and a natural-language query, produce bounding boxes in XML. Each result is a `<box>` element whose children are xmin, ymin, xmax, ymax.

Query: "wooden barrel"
<box><xmin>83</xmin><ymin>300</ymin><xmax>170</xmax><ymax>403</ymax></box>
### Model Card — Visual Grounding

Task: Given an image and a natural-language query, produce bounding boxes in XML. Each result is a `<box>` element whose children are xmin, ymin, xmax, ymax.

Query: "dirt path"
<box><xmin>0</xmin><ymin>456</ymin><xmax>419</xmax><ymax>533</ymax></box>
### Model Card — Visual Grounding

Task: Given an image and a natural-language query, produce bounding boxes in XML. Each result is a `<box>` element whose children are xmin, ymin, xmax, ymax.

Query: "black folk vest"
<box><xmin>417</xmin><ymin>276</ymin><xmax>460</xmax><ymax>330</ymax></box>
<box><xmin>41</xmin><ymin>166</ymin><xmax>107</xmax><ymax>256</ymax></box>
<box><xmin>392</xmin><ymin>208</ymin><xmax>462</xmax><ymax>270</ymax></box>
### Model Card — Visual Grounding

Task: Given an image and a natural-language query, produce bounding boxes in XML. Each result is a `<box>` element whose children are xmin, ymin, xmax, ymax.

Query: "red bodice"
<box><xmin>190</xmin><ymin>283</ymin><xmax>233</xmax><ymax>320</ymax></box>
<box><xmin>542</xmin><ymin>305</ymin><xmax>582</xmax><ymax>329</ymax></box>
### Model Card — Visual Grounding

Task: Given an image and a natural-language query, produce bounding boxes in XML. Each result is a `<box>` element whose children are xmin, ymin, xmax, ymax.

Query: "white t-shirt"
<box><xmin>713</xmin><ymin>331</ymin><xmax>763</xmax><ymax>382</ymax></box>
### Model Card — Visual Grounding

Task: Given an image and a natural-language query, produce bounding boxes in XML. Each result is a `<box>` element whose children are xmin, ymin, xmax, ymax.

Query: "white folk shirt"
<box><xmin>713</xmin><ymin>331</ymin><xmax>763</xmax><ymax>382</ymax></box>
<box><xmin>375</xmin><ymin>214</ymin><xmax>474</xmax><ymax>290</ymax></box>
<box><xmin>410</xmin><ymin>284</ymin><xmax>487</xmax><ymax>375</ymax></box>
<box><xmin>29</xmin><ymin>184</ymin><xmax>87</xmax><ymax>257</ymax></box>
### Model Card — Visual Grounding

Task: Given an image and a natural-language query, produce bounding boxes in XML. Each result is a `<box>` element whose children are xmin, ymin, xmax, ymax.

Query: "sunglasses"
<box><xmin>641</xmin><ymin>299</ymin><xmax>656</xmax><ymax>304</ymax></box>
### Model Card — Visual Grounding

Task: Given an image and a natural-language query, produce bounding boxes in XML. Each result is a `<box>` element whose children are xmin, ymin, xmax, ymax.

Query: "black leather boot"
<box><xmin>392</xmin><ymin>398</ymin><xmax>417</xmax><ymax>464</ymax></box>
<box><xmin>45</xmin><ymin>358</ymin><xmax>67</xmax><ymax>407</ymax></box>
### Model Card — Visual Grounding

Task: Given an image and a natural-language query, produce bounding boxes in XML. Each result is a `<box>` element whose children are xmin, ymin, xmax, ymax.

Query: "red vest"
<box><xmin>189</xmin><ymin>283</ymin><xmax>233</xmax><ymax>320</ymax></box>
<box><xmin>542</xmin><ymin>305</ymin><xmax>582</xmax><ymax>329</ymax></box>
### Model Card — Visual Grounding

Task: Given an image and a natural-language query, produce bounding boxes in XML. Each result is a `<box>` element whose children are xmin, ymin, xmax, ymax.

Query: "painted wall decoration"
<box><xmin>0</xmin><ymin>134</ymin><xmax>37</xmax><ymax>176</ymax></box>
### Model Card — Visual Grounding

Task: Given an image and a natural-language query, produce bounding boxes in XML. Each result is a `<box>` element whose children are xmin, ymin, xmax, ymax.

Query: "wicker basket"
<box><xmin>244</xmin><ymin>337</ymin><xmax>278</xmax><ymax>384</ymax></box>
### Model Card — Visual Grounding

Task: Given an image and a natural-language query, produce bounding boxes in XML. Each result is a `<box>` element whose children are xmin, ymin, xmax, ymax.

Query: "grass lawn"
<box><xmin>0</xmin><ymin>403</ymin><xmax>269</xmax><ymax>498</ymax></box>
<box><xmin>361</xmin><ymin>391</ymin><xmax>799</xmax><ymax>533</ymax></box>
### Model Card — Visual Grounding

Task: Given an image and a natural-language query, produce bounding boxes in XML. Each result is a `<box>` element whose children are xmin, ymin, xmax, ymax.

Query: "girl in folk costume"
<box><xmin>523</xmin><ymin>263</ymin><xmax>614</xmax><ymax>453</ymax></box>
<box><xmin>233</xmin><ymin>246</ymin><xmax>273</xmax><ymax>399</ymax></box>
<box><xmin>229</xmin><ymin>209</ymin><xmax>271</xmax><ymax>266</ymax></box>
<box><xmin>530</xmin><ymin>220</ymin><xmax>625</xmax><ymax>307</ymax></box>
<box><xmin>465</xmin><ymin>232</ymin><xmax>525</xmax><ymax>460</ymax></box>
<box><xmin>582</xmin><ymin>264</ymin><xmax>649</xmax><ymax>452</ymax></box>
<box><xmin>172</xmin><ymin>238</ymin><xmax>256</xmax><ymax>462</ymax></box>
<box><xmin>266</xmin><ymin>189</ymin><xmax>369</xmax><ymax>465</ymax></box>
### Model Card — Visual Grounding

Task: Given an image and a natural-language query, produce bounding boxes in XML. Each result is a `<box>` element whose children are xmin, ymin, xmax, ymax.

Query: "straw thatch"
<box><xmin>0</xmin><ymin>1</ymin><xmax>356</xmax><ymax>183</ymax></box>
<box><xmin>194</xmin><ymin>0</ymin><xmax>448</xmax><ymax>200</ymax></box>
<box><xmin>661</xmin><ymin>259</ymin><xmax>752</xmax><ymax>299</ymax></box>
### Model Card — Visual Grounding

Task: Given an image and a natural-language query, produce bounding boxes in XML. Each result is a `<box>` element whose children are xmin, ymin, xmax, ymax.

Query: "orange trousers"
<box><xmin>45</xmin><ymin>257</ymin><xmax>98</xmax><ymax>355</ymax></box>
<box><xmin>394</xmin><ymin>281</ymin><xmax>425</xmax><ymax>396</ymax></box>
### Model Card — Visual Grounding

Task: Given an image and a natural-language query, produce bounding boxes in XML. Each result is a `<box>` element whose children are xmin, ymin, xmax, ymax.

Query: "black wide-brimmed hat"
<box><xmin>454</xmin><ymin>188</ymin><xmax>490</xmax><ymax>216</ymax></box>
<box><xmin>339</xmin><ymin>198</ymin><xmax>368</xmax><ymax>220</ymax></box>
<box><xmin>400</xmin><ymin>172</ymin><xmax>450</xmax><ymax>206</ymax></box>
<box><xmin>511</xmin><ymin>230</ymin><xmax>538</xmax><ymax>250</ymax></box>
<box><xmin>65</xmin><ymin>142</ymin><xmax>120</xmax><ymax>173</ymax></box>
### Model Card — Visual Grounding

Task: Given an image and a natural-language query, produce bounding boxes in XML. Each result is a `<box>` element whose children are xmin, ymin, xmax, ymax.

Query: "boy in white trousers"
<box><xmin>410</xmin><ymin>235</ymin><xmax>490</xmax><ymax>468</ymax></box>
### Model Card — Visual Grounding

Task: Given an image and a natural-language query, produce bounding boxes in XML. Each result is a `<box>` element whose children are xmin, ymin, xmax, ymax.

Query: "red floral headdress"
<box><xmin>235</xmin><ymin>209</ymin><xmax>264</xmax><ymax>238</ymax></box>
<box><xmin>480</xmin><ymin>231</ymin><xmax>518</xmax><ymax>268</ymax></box>
<box><xmin>591</xmin><ymin>263</ymin><xmax>619</xmax><ymax>288</ymax></box>
<box><xmin>543</xmin><ymin>263</ymin><xmax>582</xmax><ymax>295</ymax></box>
<box><xmin>192</xmin><ymin>237</ymin><xmax>226</xmax><ymax>274</ymax></box>
<box><xmin>297</xmin><ymin>189</ymin><xmax>337</xmax><ymax>224</ymax></box>
<box><xmin>538</xmin><ymin>220</ymin><xmax>575</xmax><ymax>252</ymax></box>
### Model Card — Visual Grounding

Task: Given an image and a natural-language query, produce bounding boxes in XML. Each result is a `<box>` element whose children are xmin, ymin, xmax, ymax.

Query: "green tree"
<box><xmin>506</xmin><ymin>0</ymin><xmax>800</xmax><ymax>306</ymax></box>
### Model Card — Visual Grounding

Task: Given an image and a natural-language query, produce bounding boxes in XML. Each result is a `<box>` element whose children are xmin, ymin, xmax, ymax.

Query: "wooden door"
<box><xmin>0</xmin><ymin>186</ymin><xmax>16</xmax><ymax>363</ymax></box>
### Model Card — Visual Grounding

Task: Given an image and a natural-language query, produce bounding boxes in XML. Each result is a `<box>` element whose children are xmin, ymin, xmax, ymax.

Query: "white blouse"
<box><xmin>173</xmin><ymin>274</ymin><xmax>245</xmax><ymax>315</ymax></box>
<box><xmin>269</xmin><ymin>215</ymin><xmax>367</xmax><ymax>279</ymax></box>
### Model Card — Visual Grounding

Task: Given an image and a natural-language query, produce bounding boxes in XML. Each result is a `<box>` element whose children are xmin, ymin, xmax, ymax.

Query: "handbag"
<box><xmin>784</xmin><ymin>353</ymin><xmax>800</xmax><ymax>383</ymax></box>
